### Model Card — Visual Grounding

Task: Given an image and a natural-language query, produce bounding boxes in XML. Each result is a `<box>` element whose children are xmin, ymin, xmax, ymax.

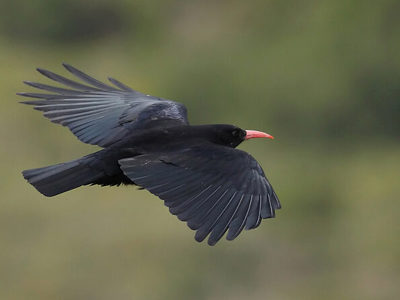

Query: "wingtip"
<box><xmin>225</xmin><ymin>230</ymin><xmax>239</xmax><ymax>241</ymax></box>
<box><xmin>194</xmin><ymin>232</ymin><xmax>207</xmax><ymax>243</ymax></box>
<box><xmin>18</xmin><ymin>100</ymin><xmax>38</xmax><ymax>105</ymax></box>
<box><xmin>225</xmin><ymin>235</ymin><xmax>235</xmax><ymax>241</ymax></box>
<box><xmin>207</xmin><ymin>238</ymin><xmax>218</xmax><ymax>246</ymax></box>
<box><xmin>16</xmin><ymin>92</ymin><xmax>33</xmax><ymax>98</ymax></box>
<box><xmin>22</xmin><ymin>81</ymin><xmax>40</xmax><ymax>89</ymax></box>
<box><xmin>62</xmin><ymin>62</ymin><xmax>73</xmax><ymax>70</ymax></box>
<box><xmin>36</xmin><ymin>67</ymin><xmax>48</xmax><ymax>76</ymax></box>
<box><xmin>107</xmin><ymin>76</ymin><xmax>135</xmax><ymax>92</ymax></box>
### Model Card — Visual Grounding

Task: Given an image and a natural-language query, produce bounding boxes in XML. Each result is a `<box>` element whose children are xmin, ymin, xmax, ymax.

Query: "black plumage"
<box><xmin>20</xmin><ymin>64</ymin><xmax>281</xmax><ymax>245</ymax></box>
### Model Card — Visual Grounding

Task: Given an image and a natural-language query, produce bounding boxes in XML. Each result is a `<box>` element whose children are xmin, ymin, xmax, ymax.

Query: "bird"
<box><xmin>19</xmin><ymin>63</ymin><xmax>281</xmax><ymax>245</ymax></box>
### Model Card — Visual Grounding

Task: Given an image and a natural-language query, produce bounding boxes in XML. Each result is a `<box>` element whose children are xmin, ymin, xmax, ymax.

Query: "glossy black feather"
<box><xmin>118</xmin><ymin>143</ymin><xmax>279</xmax><ymax>244</ymax></box>
<box><xmin>20</xmin><ymin>65</ymin><xmax>281</xmax><ymax>246</ymax></box>
<box><xmin>20</xmin><ymin>64</ymin><xmax>189</xmax><ymax>147</ymax></box>
<box><xmin>108</xmin><ymin>77</ymin><xmax>135</xmax><ymax>92</ymax></box>
<box><xmin>62</xmin><ymin>63</ymin><xmax>120</xmax><ymax>91</ymax></box>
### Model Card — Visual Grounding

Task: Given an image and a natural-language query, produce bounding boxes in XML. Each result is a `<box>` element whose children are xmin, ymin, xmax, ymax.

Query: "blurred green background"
<box><xmin>1</xmin><ymin>0</ymin><xmax>399</xmax><ymax>299</ymax></box>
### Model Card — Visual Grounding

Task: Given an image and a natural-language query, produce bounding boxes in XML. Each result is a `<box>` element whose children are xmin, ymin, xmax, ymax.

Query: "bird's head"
<box><xmin>210</xmin><ymin>124</ymin><xmax>274</xmax><ymax>148</ymax></box>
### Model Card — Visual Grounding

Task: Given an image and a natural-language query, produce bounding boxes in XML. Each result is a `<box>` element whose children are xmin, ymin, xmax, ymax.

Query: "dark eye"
<box><xmin>232</xmin><ymin>130</ymin><xmax>239</xmax><ymax>137</ymax></box>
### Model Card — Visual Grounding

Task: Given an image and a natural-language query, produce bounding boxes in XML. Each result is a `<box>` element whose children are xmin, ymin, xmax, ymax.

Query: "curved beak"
<box><xmin>245</xmin><ymin>130</ymin><xmax>274</xmax><ymax>140</ymax></box>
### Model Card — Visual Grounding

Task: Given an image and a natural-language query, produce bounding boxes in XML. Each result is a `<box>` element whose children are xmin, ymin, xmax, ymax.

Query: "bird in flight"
<box><xmin>19</xmin><ymin>64</ymin><xmax>281</xmax><ymax>245</ymax></box>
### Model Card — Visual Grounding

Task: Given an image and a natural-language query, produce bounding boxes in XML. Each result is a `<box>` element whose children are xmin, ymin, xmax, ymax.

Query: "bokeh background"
<box><xmin>1</xmin><ymin>1</ymin><xmax>399</xmax><ymax>299</ymax></box>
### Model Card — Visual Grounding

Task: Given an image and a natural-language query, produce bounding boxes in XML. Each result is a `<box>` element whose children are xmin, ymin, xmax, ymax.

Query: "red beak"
<box><xmin>245</xmin><ymin>130</ymin><xmax>274</xmax><ymax>140</ymax></box>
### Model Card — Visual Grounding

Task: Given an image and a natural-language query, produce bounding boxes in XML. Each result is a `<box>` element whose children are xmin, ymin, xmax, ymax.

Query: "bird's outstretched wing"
<box><xmin>119</xmin><ymin>144</ymin><xmax>280</xmax><ymax>245</ymax></box>
<box><xmin>19</xmin><ymin>64</ymin><xmax>189</xmax><ymax>147</ymax></box>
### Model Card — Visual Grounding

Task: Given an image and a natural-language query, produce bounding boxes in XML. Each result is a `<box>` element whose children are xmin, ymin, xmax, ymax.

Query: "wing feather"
<box><xmin>119</xmin><ymin>145</ymin><xmax>280</xmax><ymax>245</ymax></box>
<box><xmin>19</xmin><ymin>64</ymin><xmax>189</xmax><ymax>147</ymax></box>
<box><xmin>226</xmin><ymin>194</ymin><xmax>253</xmax><ymax>240</ymax></box>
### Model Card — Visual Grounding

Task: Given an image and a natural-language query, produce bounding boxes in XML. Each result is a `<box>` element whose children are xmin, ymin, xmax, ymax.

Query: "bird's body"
<box><xmin>20</xmin><ymin>64</ymin><xmax>280</xmax><ymax>245</ymax></box>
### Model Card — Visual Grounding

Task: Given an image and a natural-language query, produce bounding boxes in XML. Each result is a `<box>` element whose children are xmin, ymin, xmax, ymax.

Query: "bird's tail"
<box><xmin>22</xmin><ymin>154</ymin><xmax>104</xmax><ymax>197</ymax></box>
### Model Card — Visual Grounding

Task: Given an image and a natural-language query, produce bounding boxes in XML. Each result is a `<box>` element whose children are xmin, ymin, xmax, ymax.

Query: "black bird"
<box><xmin>19</xmin><ymin>64</ymin><xmax>281</xmax><ymax>245</ymax></box>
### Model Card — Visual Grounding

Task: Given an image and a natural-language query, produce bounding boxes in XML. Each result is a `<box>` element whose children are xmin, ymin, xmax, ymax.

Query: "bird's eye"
<box><xmin>232</xmin><ymin>130</ymin><xmax>239</xmax><ymax>137</ymax></box>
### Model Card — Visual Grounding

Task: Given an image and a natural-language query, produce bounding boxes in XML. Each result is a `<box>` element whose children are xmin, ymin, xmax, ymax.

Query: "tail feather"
<box><xmin>23</xmin><ymin>156</ymin><xmax>104</xmax><ymax>197</ymax></box>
